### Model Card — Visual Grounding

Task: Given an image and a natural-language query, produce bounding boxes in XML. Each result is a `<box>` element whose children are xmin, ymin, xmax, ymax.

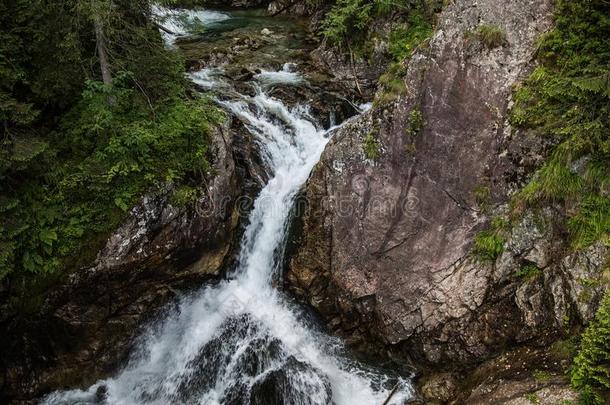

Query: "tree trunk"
<box><xmin>92</xmin><ymin>3</ymin><xmax>112</xmax><ymax>87</ymax></box>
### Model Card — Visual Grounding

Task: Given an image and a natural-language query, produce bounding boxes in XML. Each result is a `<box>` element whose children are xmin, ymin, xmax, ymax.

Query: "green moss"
<box><xmin>571</xmin><ymin>292</ymin><xmax>610</xmax><ymax>404</ymax></box>
<box><xmin>510</xmin><ymin>0</ymin><xmax>610</xmax><ymax>251</ymax></box>
<box><xmin>376</xmin><ymin>62</ymin><xmax>408</xmax><ymax>105</ymax></box>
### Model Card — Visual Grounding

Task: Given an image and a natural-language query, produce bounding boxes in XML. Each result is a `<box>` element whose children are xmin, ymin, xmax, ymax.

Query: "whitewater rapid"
<box><xmin>43</xmin><ymin>8</ymin><xmax>413</xmax><ymax>405</ymax></box>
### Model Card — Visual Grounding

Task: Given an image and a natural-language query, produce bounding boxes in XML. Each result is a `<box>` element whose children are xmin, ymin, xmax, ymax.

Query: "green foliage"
<box><xmin>473</xmin><ymin>230</ymin><xmax>504</xmax><ymax>261</ymax></box>
<box><xmin>571</xmin><ymin>293</ymin><xmax>610</xmax><ymax>405</ymax></box>
<box><xmin>388</xmin><ymin>11</ymin><xmax>434</xmax><ymax>61</ymax></box>
<box><xmin>473</xmin><ymin>217</ymin><xmax>507</xmax><ymax>261</ymax></box>
<box><xmin>377</xmin><ymin>63</ymin><xmax>408</xmax><ymax>105</ymax></box>
<box><xmin>511</xmin><ymin>0</ymin><xmax>610</xmax><ymax>250</ymax></box>
<box><xmin>1</xmin><ymin>83</ymin><xmax>221</xmax><ymax>280</ymax></box>
<box><xmin>473</xmin><ymin>185</ymin><xmax>491</xmax><ymax>211</ymax></box>
<box><xmin>321</xmin><ymin>1</ymin><xmax>434</xmax><ymax>49</ymax></box>
<box><xmin>363</xmin><ymin>132</ymin><xmax>381</xmax><ymax>159</ymax></box>
<box><xmin>320</xmin><ymin>1</ymin><xmax>434</xmax><ymax>104</ymax></box>
<box><xmin>471</xmin><ymin>24</ymin><xmax>506</xmax><ymax>49</ymax></box>
<box><xmin>321</xmin><ymin>0</ymin><xmax>387</xmax><ymax>46</ymax></box>
<box><xmin>0</xmin><ymin>0</ymin><xmax>223</xmax><ymax>285</ymax></box>
<box><xmin>406</xmin><ymin>108</ymin><xmax>425</xmax><ymax>136</ymax></box>
<box><xmin>172</xmin><ymin>185</ymin><xmax>202</xmax><ymax>207</ymax></box>
<box><xmin>322</xmin><ymin>0</ymin><xmax>370</xmax><ymax>45</ymax></box>
<box><xmin>376</xmin><ymin>10</ymin><xmax>433</xmax><ymax>103</ymax></box>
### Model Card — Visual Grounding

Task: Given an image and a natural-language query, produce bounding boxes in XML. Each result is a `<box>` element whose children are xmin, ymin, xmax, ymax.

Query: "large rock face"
<box><xmin>288</xmin><ymin>0</ymin><xmax>609</xmax><ymax>372</ymax></box>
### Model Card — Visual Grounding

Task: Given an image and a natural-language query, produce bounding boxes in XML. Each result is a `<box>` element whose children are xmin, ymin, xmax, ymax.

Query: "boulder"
<box><xmin>287</xmin><ymin>0</ymin><xmax>608</xmax><ymax>376</ymax></box>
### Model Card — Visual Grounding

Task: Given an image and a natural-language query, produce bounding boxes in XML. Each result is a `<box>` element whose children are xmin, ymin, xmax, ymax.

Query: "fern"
<box><xmin>572</xmin><ymin>292</ymin><xmax>610</xmax><ymax>404</ymax></box>
<box><xmin>511</xmin><ymin>0</ymin><xmax>610</xmax><ymax>250</ymax></box>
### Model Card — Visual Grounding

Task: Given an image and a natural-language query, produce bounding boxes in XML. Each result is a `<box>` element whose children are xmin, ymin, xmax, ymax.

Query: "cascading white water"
<box><xmin>43</xmin><ymin>9</ymin><xmax>413</xmax><ymax>405</ymax></box>
<box><xmin>152</xmin><ymin>6</ymin><xmax>230</xmax><ymax>45</ymax></box>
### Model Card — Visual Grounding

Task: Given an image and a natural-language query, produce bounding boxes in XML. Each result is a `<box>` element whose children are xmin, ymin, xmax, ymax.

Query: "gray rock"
<box><xmin>286</xmin><ymin>0</ymin><xmax>608</xmax><ymax>372</ymax></box>
<box><xmin>420</xmin><ymin>373</ymin><xmax>458</xmax><ymax>403</ymax></box>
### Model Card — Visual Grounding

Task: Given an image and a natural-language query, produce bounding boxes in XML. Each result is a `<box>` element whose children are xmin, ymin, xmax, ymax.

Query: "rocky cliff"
<box><xmin>287</xmin><ymin>0</ymin><xmax>609</xmax><ymax>401</ymax></box>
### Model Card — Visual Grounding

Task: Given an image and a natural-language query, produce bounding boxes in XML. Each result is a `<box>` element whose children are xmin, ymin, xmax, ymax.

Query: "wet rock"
<box><xmin>94</xmin><ymin>385</ymin><xmax>108</xmax><ymax>402</ymax></box>
<box><xmin>420</xmin><ymin>373</ymin><xmax>458</xmax><ymax>403</ymax></box>
<box><xmin>461</xmin><ymin>347</ymin><xmax>579</xmax><ymax>405</ymax></box>
<box><xmin>250</xmin><ymin>357</ymin><xmax>333</xmax><ymax>405</ymax></box>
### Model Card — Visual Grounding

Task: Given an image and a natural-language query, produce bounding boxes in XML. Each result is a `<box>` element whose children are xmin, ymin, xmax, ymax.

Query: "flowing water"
<box><xmin>43</xmin><ymin>7</ymin><xmax>413</xmax><ymax>405</ymax></box>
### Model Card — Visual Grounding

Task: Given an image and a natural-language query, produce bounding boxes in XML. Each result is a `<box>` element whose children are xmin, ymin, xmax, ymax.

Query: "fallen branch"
<box><xmin>381</xmin><ymin>383</ymin><xmax>400</xmax><ymax>405</ymax></box>
<box><xmin>154</xmin><ymin>21</ymin><xmax>176</xmax><ymax>36</ymax></box>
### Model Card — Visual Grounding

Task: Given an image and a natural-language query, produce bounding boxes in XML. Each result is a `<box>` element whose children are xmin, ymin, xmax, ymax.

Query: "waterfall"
<box><xmin>43</xmin><ymin>9</ymin><xmax>413</xmax><ymax>405</ymax></box>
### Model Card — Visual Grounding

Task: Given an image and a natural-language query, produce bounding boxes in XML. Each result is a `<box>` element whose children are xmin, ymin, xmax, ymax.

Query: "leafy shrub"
<box><xmin>321</xmin><ymin>0</ymin><xmax>411</xmax><ymax>46</ymax></box>
<box><xmin>0</xmin><ymin>1</ymin><xmax>224</xmax><ymax>287</ymax></box>
<box><xmin>0</xmin><ymin>82</ymin><xmax>222</xmax><ymax>280</ymax></box>
<box><xmin>321</xmin><ymin>0</ymin><xmax>376</xmax><ymax>45</ymax></box>
<box><xmin>571</xmin><ymin>293</ymin><xmax>610</xmax><ymax>404</ymax></box>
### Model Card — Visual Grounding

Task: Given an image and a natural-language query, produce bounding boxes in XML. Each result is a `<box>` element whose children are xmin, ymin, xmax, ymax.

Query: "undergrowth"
<box><xmin>510</xmin><ymin>0</ymin><xmax>610</xmax><ymax>250</ymax></box>
<box><xmin>571</xmin><ymin>292</ymin><xmax>610</xmax><ymax>404</ymax></box>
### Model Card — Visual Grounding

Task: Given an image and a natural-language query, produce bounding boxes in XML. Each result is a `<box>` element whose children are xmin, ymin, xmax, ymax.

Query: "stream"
<box><xmin>43</xmin><ymin>6</ymin><xmax>413</xmax><ymax>405</ymax></box>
